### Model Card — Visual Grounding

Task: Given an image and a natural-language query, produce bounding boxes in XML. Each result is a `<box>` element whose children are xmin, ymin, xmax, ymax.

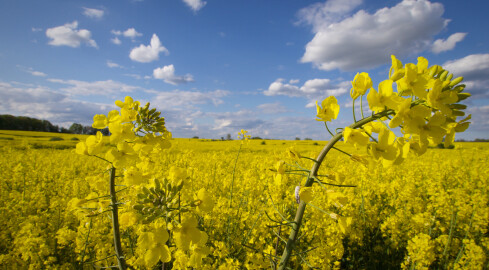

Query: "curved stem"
<box><xmin>352</xmin><ymin>99</ymin><xmax>357</xmax><ymax>123</ymax></box>
<box><xmin>277</xmin><ymin>109</ymin><xmax>394</xmax><ymax>269</ymax></box>
<box><xmin>109</xmin><ymin>167</ymin><xmax>127</xmax><ymax>270</ymax></box>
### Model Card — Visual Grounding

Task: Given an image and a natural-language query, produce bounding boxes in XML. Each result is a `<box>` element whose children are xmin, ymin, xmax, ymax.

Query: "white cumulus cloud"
<box><xmin>443</xmin><ymin>53</ymin><xmax>489</xmax><ymax>97</ymax></box>
<box><xmin>431</xmin><ymin>32</ymin><xmax>467</xmax><ymax>54</ymax></box>
<box><xmin>129</xmin><ymin>34</ymin><xmax>168</xmax><ymax>63</ymax></box>
<box><xmin>153</xmin><ymin>65</ymin><xmax>194</xmax><ymax>85</ymax></box>
<box><xmin>300</xmin><ymin>0</ymin><xmax>450</xmax><ymax>71</ymax></box>
<box><xmin>182</xmin><ymin>0</ymin><xmax>206</xmax><ymax>12</ymax></box>
<box><xmin>46</xmin><ymin>21</ymin><xmax>97</xmax><ymax>48</ymax></box>
<box><xmin>82</xmin><ymin>7</ymin><xmax>104</xmax><ymax>19</ymax></box>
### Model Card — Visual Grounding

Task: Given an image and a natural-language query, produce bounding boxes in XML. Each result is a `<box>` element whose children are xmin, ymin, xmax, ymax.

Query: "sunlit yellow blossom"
<box><xmin>343</xmin><ymin>127</ymin><xmax>369</xmax><ymax>148</ymax></box>
<box><xmin>109</xmin><ymin>122</ymin><xmax>136</xmax><ymax>144</ymax></box>
<box><xmin>367</xmin><ymin>80</ymin><xmax>403</xmax><ymax>113</ymax></box>
<box><xmin>124</xmin><ymin>167</ymin><xmax>146</xmax><ymax>185</ymax></box>
<box><xmin>169</xmin><ymin>166</ymin><xmax>187</xmax><ymax>185</ymax></box>
<box><xmin>367</xmin><ymin>127</ymin><xmax>397</xmax><ymax>160</ymax></box>
<box><xmin>188</xmin><ymin>231</ymin><xmax>211</xmax><ymax>268</ymax></box>
<box><xmin>427</xmin><ymin>79</ymin><xmax>458</xmax><ymax>116</ymax></box>
<box><xmin>105</xmin><ymin>141</ymin><xmax>137</xmax><ymax>168</ymax></box>
<box><xmin>85</xmin><ymin>131</ymin><xmax>104</xmax><ymax>155</ymax></box>
<box><xmin>389</xmin><ymin>55</ymin><xmax>404</xmax><ymax>80</ymax></box>
<box><xmin>92</xmin><ymin>114</ymin><xmax>107</xmax><ymax>129</ymax></box>
<box><xmin>275</xmin><ymin>160</ymin><xmax>286</xmax><ymax>174</ymax></box>
<box><xmin>120</xmin><ymin>107</ymin><xmax>138</xmax><ymax>122</ymax></box>
<box><xmin>389</xmin><ymin>98</ymin><xmax>412</xmax><ymax>128</ymax></box>
<box><xmin>351</xmin><ymin>72</ymin><xmax>373</xmax><ymax>99</ymax></box>
<box><xmin>119</xmin><ymin>211</ymin><xmax>140</xmax><ymax>227</ymax></box>
<box><xmin>338</xmin><ymin>216</ymin><xmax>352</xmax><ymax>234</ymax></box>
<box><xmin>173</xmin><ymin>216</ymin><xmax>202</xmax><ymax>251</ymax></box>
<box><xmin>363</xmin><ymin>121</ymin><xmax>384</xmax><ymax>134</ymax></box>
<box><xmin>115</xmin><ymin>96</ymin><xmax>139</xmax><ymax>109</ymax></box>
<box><xmin>444</xmin><ymin>114</ymin><xmax>471</xmax><ymax>148</ymax></box>
<box><xmin>315</xmin><ymin>96</ymin><xmax>340</xmax><ymax>122</ymax></box>
<box><xmin>137</xmin><ymin>225</ymin><xmax>171</xmax><ymax>267</ymax></box>
<box><xmin>396</xmin><ymin>63</ymin><xmax>430</xmax><ymax>98</ymax></box>
<box><xmin>299</xmin><ymin>187</ymin><xmax>313</xmax><ymax>203</ymax></box>
<box><xmin>75</xmin><ymin>141</ymin><xmax>89</xmax><ymax>155</ymax></box>
<box><xmin>195</xmin><ymin>188</ymin><xmax>214</xmax><ymax>213</ymax></box>
<box><xmin>286</xmin><ymin>147</ymin><xmax>301</xmax><ymax>160</ymax></box>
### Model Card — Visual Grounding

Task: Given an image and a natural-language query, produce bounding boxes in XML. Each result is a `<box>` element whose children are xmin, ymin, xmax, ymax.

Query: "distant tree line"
<box><xmin>0</xmin><ymin>114</ymin><xmax>108</xmax><ymax>135</ymax></box>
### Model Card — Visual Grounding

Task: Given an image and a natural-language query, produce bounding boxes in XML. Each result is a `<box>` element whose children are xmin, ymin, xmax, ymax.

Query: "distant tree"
<box><xmin>69</xmin><ymin>123</ymin><xmax>84</xmax><ymax>134</ymax></box>
<box><xmin>295</xmin><ymin>137</ymin><xmax>301</xmax><ymax>140</ymax></box>
<box><xmin>192</xmin><ymin>136</ymin><xmax>199</xmax><ymax>139</ymax></box>
<box><xmin>251</xmin><ymin>136</ymin><xmax>262</xmax><ymax>140</ymax></box>
<box><xmin>226</xmin><ymin>134</ymin><xmax>232</xmax><ymax>140</ymax></box>
<box><xmin>60</xmin><ymin>127</ymin><xmax>70</xmax><ymax>133</ymax></box>
<box><xmin>82</xmin><ymin>125</ymin><xmax>97</xmax><ymax>135</ymax></box>
<box><xmin>0</xmin><ymin>114</ymin><xmax>57</xmax><ymax>132</ymax></box>
<box><xmin>100</xmin><ymin>127</ymin><xmax>110</xmax><ymax>136</ymax></box>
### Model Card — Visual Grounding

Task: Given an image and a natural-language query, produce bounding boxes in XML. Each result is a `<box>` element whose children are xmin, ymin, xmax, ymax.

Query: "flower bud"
<box><xmin>452</xmin><ymin>110</ymin><xmax>465</xmax><ymax>116</ymax></box>
<box><xmin>439</xmin><ymin>70</ymin><xmax>449</xmax><ymax>81</ymax></box>
<box><xmin>457</xmin><ymin>93</ymin><xmax>471</xmax><ymax>101</ymax></box>
<box><xmin>448</xmin><ymin>77</ymin><xmax>464</xmax><ymax>88</ymax></box>
<box><xmin>449</xmin><ymin>104</ymin><xmax>467</xmax><ymax>110</ymax></box>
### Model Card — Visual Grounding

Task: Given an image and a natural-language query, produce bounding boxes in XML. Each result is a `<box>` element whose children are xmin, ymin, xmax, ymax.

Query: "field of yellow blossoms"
<box><xmin>0</xmin><ymin>56</ymin><xmax>488</xmax><ymax>269</ymax></box>
<box><xmin>0</xmin><ymin>131</ymin><xmax>487</xmax><ymax>269</ymax></box>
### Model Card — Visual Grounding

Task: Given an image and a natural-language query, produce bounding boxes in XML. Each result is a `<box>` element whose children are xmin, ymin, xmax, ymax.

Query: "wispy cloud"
<box><xmin>82</xmin><ymin>7</ymin><xmax>104</xmax><ymax>19</ymax></box>
<box><xmin>153</xmin><ymin>65</ymin><xmax>194</xmax><ymax>85</ymax></box>
<box><xmin>431</xmin><ymin>32</ymin><xmax>467</xmax><ymax>54</ymax></box>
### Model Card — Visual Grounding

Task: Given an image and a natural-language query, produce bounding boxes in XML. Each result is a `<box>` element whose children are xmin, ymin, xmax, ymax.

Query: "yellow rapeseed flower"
<box><xmin>315</xmin><ymin>96</ymin><xmax>340</xmax><ymax>122</ymax></box>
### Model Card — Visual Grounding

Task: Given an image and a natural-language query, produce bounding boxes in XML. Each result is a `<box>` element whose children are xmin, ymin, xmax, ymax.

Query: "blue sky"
<box><xmin>1</xmin><ymin>0</ymin><xmax>488</xmax><ymax>140</ymax></box>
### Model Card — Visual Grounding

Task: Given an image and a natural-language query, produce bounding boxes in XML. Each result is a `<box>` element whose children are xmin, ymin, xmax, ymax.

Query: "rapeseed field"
<box><xmin>0</xmin><ymin>56</ymin><xmax>487</xmax><ymax>269</ymax></box>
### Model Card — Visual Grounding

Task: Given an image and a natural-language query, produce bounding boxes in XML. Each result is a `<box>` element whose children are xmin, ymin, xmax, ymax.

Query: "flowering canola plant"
<box><xmin>272</xmin><ymin>55</ymin><xmax>474</xmax><ymax>269</ymax></box>
<box><xmin>0</xmin><ymin>55</ymin><xmax>486</xmax><ymax>270</ymax></box>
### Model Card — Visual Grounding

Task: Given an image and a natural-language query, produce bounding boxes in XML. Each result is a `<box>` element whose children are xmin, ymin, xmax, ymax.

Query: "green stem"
<box><xmin>109</xmin><ymin>167</ymin><xmax>127</xmax><ymax>270</ymax></box>
<box><xmin>352</xmin><ymin>99</ymin><xmax>357</xmax><ymax>123</ymax></box>
<box><xmin>277</xmin><ymin>109</ymin><xmax>394</xmax><ymax>269</ymax></box>
<box><xmin>80</xmin><ymin>218</ymin><xmax>92</xmax><ymax>265</ymax></box>
<box><xmin>360</xmin><ymin>95</ymin><xmax>365</xmax><ymax>119</ymax></box>
<box><xmin>226</xmin><ymin>143</ymin><xmax>242</xmax><ymax>246</ymax></box>
<box><xmin>324</xmin><ymin>122</ymin><xmax>334</xmax><ymax>137</ymax></box>
<box><xmin>332</xmin><ymin>146</ymin><xmax>351</xmax><ymax>157</ymax></box>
